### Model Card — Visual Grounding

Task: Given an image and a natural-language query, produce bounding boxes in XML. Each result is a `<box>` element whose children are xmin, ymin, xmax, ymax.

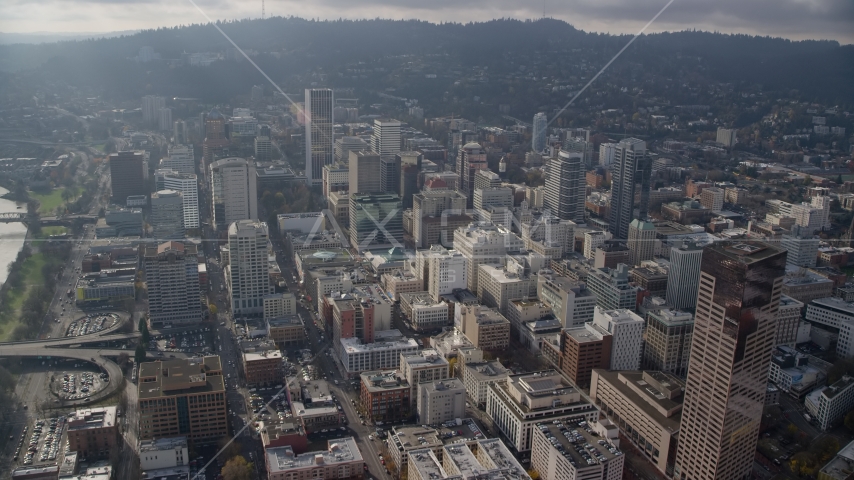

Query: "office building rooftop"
<box><xmin>266</xmin><ymin>438</ymin><xmax>363</xmax><ymax>473</ymax></box>
<box><xmin>67</xmin><ymin>406</ymin><xmax>116</xmax><ymax>431</ymax></box>
<box><xmin>137</xmin><ymin>357</ymin><xmax>224</xmax><ymax>399</ymax></box>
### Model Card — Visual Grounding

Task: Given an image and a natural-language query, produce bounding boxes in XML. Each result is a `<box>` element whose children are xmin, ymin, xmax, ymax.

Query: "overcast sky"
<box><xmin>1</xmin><ymin>0</ymin><xmax>852</xmax><ymax>44</ymax></box>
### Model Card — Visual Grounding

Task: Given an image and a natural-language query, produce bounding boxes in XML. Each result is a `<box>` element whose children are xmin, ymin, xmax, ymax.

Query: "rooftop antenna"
<box><xmin>262</xmin><ymin>0</ymin><xmax>265</xmax><ymax>19</ymax></box>
<box><xmin>543</xmin><ymin>0</ymin><xmax>546</xmax><ymax>19</ymax></box>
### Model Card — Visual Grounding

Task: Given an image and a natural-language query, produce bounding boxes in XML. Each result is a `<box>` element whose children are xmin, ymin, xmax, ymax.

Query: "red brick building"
<box><xmin>66</xmin><ymin>407</ymin><xmax>119</xmax><ymax>459</ymax></box>
<box><xmin>360</xmin><ymin>370</ymin><xmax>411</xmax><ymax>424</ymax></box>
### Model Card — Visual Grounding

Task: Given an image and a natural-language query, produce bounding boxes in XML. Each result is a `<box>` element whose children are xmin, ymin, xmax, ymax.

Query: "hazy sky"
<box><xmin>1</xmin><ymin>0</ymin><xmax>852</xmax><ymax>44</ymax></box>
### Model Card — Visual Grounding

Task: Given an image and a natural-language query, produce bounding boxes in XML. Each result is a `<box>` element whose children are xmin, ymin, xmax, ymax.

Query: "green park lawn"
<box><xmin>30</xmin><ymin>188</ymin><xmax>77</xmax><ymax>216</ymax></box>
<box><xmin>0</xmin><ymin>253</ymin><xmax>52</xmax><ymax>341</ymax></box>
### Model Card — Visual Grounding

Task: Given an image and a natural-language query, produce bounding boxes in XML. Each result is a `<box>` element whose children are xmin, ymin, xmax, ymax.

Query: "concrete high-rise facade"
<box><xmin>453</xmin><ymin>222</ymin><xmax>524</xmax><ymax>294</ymax></box>
<box><xmin>227</xmin><ymin>220</ymin><xmax>270</xmax><ymax>317</ymax></box>
<box><xmin>781</xmin><ymin>225</ymin><xmax>819</xmax><ymax>268</ymax></box>
<box><xmin>161</xmin><ymin>144</ymin><xmax>195</xmax><ymax>174</ymax></box>
<box><xmin>348</xmin><ymin>151</ymin><xmax>383</xmax><ymax>194</ymax></box>
<box><xmin>155</xmin><ymin>170</ymin><xmax>199</xmax><ymax>230</ymax></box>
<box><xmin>109</xmin><ymin>151</ymin><xmax>147</xmax><ymax>205</ymax></box>
<box><xmin>150</xmin><ymin>190</ymin><xmax>185</xmax><ymax>239</ymax></box>
<box><xmin>716</xmin><ymin>127</ymin><xmax>737</xmax><ymax>147</ymax></box>
<box><xmin>142</xmin><ymin>95</ymin><xmax>165</xmax><ymax>125</ymax></box>
<box><xmin>775</xmin><ymin>295</ymin><xmax>803</xmax><ymax>348</ymax></box>
<box><xmin>586</xmin><ymin>264</ymin><xmax>638</xmax><ymax>311</ymax></box>
<box><xmin>673</xmin><ymin>242</ymin><xmax>787</xmax><ymax>480</ymax></box>
<box><xmin>563</xmin><ymin>137</ymin><xmax>595</xmax><ymax>169</ymax></box>
<box><xmin>608</xmin><ymin>138</ymin><xmax>648</xmax><ymax>240</ymax></box>
<box><xmin>371</xmin><ymin>118</ymin><xmax>401</xmax><ymax>158</ymax></box>
<box><xmin>143</xmin><ymin>241</ymin><xmax>203</xmax><ymax>327</ymax></box>
<box><xmin>427</xmin><ymin>246</ymin><xmax>468</xmax><ymax>302</ymax></box>
<box><xmin>532</xmin><ymin>112</ymin><xmax>547</xmax><ymax>152</ymax></box>
<box><xmin>210</xmin><ymin>158</ymin><xmax>258</xmax><ymax>230</ymax></box>
<box><xmin>700</xmin><ymin>187</ymin><xmax>725</xmax><ymax>212</ymax></box>
<box><xmin>412</xmin><ymin>189</ymin><xmax>468</xmax><ymax>248</ymax></box>
<box><xmin>642</xmin><ymin>309</ymin><xmax>694</xmax><ymax>377</ymax></box>
<box><xmin>474</xmin><ymin>187</ymin><xmax>513</xmax><ymax>217</ymax></box>
<box><xmin>254</xmin><ymin>136</ymin><xmax>272</xmax><ymax>161</ymax></box>
<box><xmin>456</xmin><ymin>143</ymin><xmax>488</xmax><ymax>209</ymax></box>
<box><xmin>158</xmin><ymin>107</ymin><xmax>172</xmax><ymax>131</ymax></box>
<box><xmin>305</xmin><ymin>89</ymin><xmax>334</xmax><ymax>185</ymax></box>
<box><xmin>173</xmin><ymin>119</ymin><xmax>187</xmax><ymax>144</ymax></box>
<box><xmin>599</xmin><ymin>142</ymin><xmax>616</xmax><ymax>166</ymax></box>
<box><xmin>474</xmin><ymin>169</ymin><xmax>501</xmax><ymax>191</ymax></box>
<box><xmin>335</xmin><ymin>136</ymin><xmax>369</xmax><ymax>163</ymax></box>
<box><xmin>591</xmin><ymin>306</ymin><xmax>644</xmax><ymax>371</ymax></box>
<box><xmin>666</xmin><ymin>241</ymin><xmax>704</xmax><ymax>310</ymax></box>
<box><xmin>544</xmin><ymin>149</ymin><xmax>585</xmax><ymax>223</ymax></box>
<box><xmin>627</xmin><ymin>219</ymin><xmax>656</xmax><ymax>266</ymax></box>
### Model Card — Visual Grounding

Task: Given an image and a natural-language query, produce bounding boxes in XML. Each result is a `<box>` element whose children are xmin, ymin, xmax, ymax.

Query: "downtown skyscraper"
<box><xmin>305</xmin><ymin>88</ymin><xmax>334</xmax><ymax>185</ymax></box>
<box><xmin>673</xmin><ymin>242</ymin><xmax>787</xmax><ymax>480</ymax></box>
<box><xmin>543</xmin><ymin>149</ymin><xmax>585</xmax><ymax>223</ymax></box>
<box><xmin>608</xmin><ymin>138</ymin><xmax>649</xmax><ymax>240</ymax></box>
<box><xmin>532</xmin><ymin>112</ymin><xmax>547</xmax><ymax>152</ymax></box>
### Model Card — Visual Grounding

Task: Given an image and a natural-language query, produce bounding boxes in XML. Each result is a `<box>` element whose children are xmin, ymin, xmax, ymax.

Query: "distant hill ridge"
<box><xmin>0</xmin><ymin>17</ymin><xmax>851</xmax><ymax>104</ymax></box>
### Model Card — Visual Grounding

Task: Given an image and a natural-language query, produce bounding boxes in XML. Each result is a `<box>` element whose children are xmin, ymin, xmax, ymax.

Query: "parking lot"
<box><xmin>152</xmin><ymin>327</ymin><xmax>212</xmax><ymax>354</ymax></box>
<box><xmin>65</xmin><ymin>313</ymin><xmax>119</xmax><ymax>337</ymax></box>
<box><xmin>13</xmin><ymin>416</ymin><xmax>67</xmax><ymax>467</ymax></box>
<box><xmin>52</xmin><ymin>370</ymin><xmax>108</xmax><ymax>401</ymax></box>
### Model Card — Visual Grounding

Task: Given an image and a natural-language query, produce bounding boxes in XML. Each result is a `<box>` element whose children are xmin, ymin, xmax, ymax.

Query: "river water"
<box><xmin>0</xmin><ymin>187</ymin><xmax>28</xmax><ymax>286</ymax></box>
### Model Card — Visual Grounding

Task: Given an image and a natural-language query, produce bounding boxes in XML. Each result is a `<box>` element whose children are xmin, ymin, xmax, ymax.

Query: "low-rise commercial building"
<box><xmin>360</xmin><ymin>370</ymin><xmax>411</xmax><ymax>424</ymax></box>
<box><xmin>266</xmin><ymin>314</ymin><xmax>306</xmax><ymax>348</ymax></box>
<box><xmin>590</xmin><ymin>370</ymin><xmax>683</xmax><ymax>476</ymax></box>
<box><xmin>462</xmin><ymin>360</ymin><xmax>510</xmax><ymax>406</ymax></box>
<box><xmin>531</xmin><ymin>421</ymin><xmax>624</xmax><ymax>480</ymax></box>
<box><xmin>460</xmin><ymin>305</ymin><xmax>511</xmax><ymax>350</ymax></box>
<box><xmin>556</xmin><ymin>323</ymin><xmax>612</xmax><ymax>388</ymax></box>
<box><xmin>417</xmin><ymin>379</ymin><xmax>466</xmax><ymax>425</ymax></box>
<box><xmin>805</xmin><ymin>376</ymin><xmax>854</xmax><ymax>431</ymax></box>
<box><xmin>339</xmin><ymin>331</ymin><xmax>419</xmax><ymax>375</ymax></box>
<box><xmin>266</xmin><ymin>438</ymin><xmax>364</xmax><ymax>480</ymax></box>
<box><xmin>586</xmin><ymin>264</ymin><xmax>638</xmax><ymax>311</ymax></box>
<box><xmin>386</xmin><ymin>420</ymin><xmax>488</xmax><ymax>476</ymax></box>
<box><xmin>401</xmin><ymin>350</ymin><xmax>450</xmax><ymax>408</ymax></box>
<box><xmin>769</xmin><ymin>345</ymin><xmax>826</xmax><ymax>398</ymax></box>
<box><xmin>263</xmin><ymin>292</ymin><xmax>297</xmax><ymax>319</ymax></box>
<box><xmin>485</xmin><ymin>370</ymin><xmax>598</xmax><ymax>453</ymax></box>
<box><xmin>243</xmin><ymin>349</ymin><xmax>284</xmax><ymax>387</ymax></box>
<box><xmin>536</xmin><ymin>272</ymin><xmax>597</xmax><ymax>327</ymax></box>
<box><xmin>383</xmin><ymin>271</ymin><xmax>423</xmax><ymax>301</ymax></box>
<box><xmin>66</xmin><ymin>407</ymin><xmax>118</xmax><ymax>460</ymax></box>
<box><xmin>292</xmin><ymin>380</ymin><xmax>346</xmax><ymax>433</ymax></box>
<box><xmin>75</xmin><ymin>271</ymin><xmax>135</xmax><ymax>305</ymax></box>
<box><xmin>818</xmin><ymin>439</ymin><xmax>854</xmax><ymax>480</ymax></box>
<box><xmin>783</xmin><ymin>274</ymin><xmax>835</xmax><ymax>305</ymax></box>
<box><xmin>400</xmin><ymin>292</ymin><xmax>450</xmax><ymax>332</ymax></box>
<box><xmin>139</xmin><ymin>437</ymin><xmax>189</xmax><ymax>471</ymax></box>
<box><xmin>407</xmin><ymin>438</ymin><xmax>530</xmax><ymax>480</ymax></box>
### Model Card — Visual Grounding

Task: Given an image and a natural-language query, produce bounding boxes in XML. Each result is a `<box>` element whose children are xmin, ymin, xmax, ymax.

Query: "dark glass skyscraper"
<box><xmin>608</xmin><ymin>138</ymin><xmax>648</xmax><ymax>240</ymax></box>
<box><xmin>305</xmin><ymin>88</ymin><xmax>334</xmax><ymax>185</ymax></box>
